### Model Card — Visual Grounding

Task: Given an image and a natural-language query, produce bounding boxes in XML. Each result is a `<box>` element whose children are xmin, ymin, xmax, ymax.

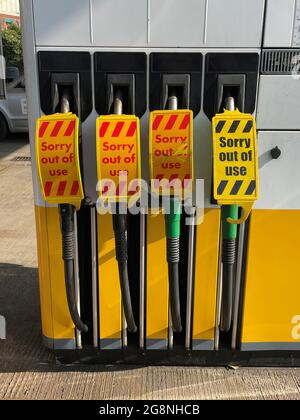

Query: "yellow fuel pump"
<box><xmin>23</xmin><ymin>0</ymin><xmax>300</xmax><ymax>368</ymax></box>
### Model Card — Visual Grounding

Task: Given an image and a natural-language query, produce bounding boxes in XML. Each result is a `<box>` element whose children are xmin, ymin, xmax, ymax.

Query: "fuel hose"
<box><xmin>59</xmin><ymin>204</ymin><xmax>88</xmax><ymax>333</ymax></box>
<box><xmin>220</xmin><ymin>204</ymin><xmax>238</xmax><ymax>333</ymax></box>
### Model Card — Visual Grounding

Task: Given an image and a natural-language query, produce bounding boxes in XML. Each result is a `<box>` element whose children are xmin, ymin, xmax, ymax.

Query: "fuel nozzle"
<box><xmin>59</xmin><ymin>203</ymin><xmax>88</xmax><ymax>333</ymax></box>
<box><xmin>165</xmin><ymin>196</ymin><xmax>182</xmax><ymax>333</ymax></box>
<box><xmin>164</xmin><ymin>89</ymin><xmax>183</xmax><ymax>334</ymax></box>
<box><xmin>58</xmin><ymin>89</ymin><xmax>88</xmax><ymax>334</ymax></box>
<box><xmin>220</xmin><ymin>204</ymin><xmax>238</xmax><ymax>333</ymax></box>
<box><xmin>112</xmin><ymin>89</ymin><xmax>137</xmax><ymax>334</ymax></box>
<box><xmin>220</xmin><ymin>96</ymin><xmax>238</xmax><ymax>333</ymax></box>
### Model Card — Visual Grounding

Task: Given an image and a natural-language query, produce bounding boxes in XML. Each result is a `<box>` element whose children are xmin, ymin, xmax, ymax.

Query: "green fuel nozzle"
<box><xmin>220</xmin><ymin>204</ymin><xmax>238</xmax><ymax>334</ymax></box>
<box><xmin>165</xmin><ymin>197</ymin><xmax>181</xmax><ymax>239</ymax></box>
<box><xmin>164</xmin><ymin>196</ymin><xmax>182</xmax><ymax>333</ymax></box>
<box><xmin>222</xmin><ymin>205</ymin><xmax>238</xmax><ymax>241</ymax></box>
<box><xmin>219</xmin><ymin>95</ymin><xmax>239</xmax><ymax>333</ymax></box>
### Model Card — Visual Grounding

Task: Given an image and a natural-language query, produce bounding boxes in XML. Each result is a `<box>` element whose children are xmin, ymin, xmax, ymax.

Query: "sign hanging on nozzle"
<box><xmin>212</xmin><ymin>101</ymin><xmax>259</xmax><ymax>224</ymax></box>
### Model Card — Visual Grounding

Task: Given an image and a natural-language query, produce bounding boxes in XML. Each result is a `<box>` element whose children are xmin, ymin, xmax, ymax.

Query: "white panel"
<box><xmin>33</xmin><ymin>0</ymin><xmax>91</xmax><ymax>46</ymax></box>
<box><xmin>255</xmin><ymin>131</ymin><xmax>300</xmax><ymax>209</ymax></box>
<box><xmin>205</xmin><ymin>0</ymin><xmax>265</xmax><ymax>47</ymax></box>
<box><xmin>92</xmin><ymin>0</ymin><xmax>148</xmax><ymax>47</ymax></box>
<box><xmin>150</xmin><ymin>0</ymin><xmax>206</xmax><ymax>47</ymax></box>
<box><xmin>257</xmin><ymin>75</ymin><xmax>300</xmax><ymax>130</ymax></box>
<box><xmin>264</xmin><ymin>0</ymin><xmax>295</xmax><ymax>47</ymax></box>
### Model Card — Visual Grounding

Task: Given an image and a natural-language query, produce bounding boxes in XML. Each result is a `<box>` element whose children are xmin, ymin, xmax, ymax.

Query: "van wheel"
<box><xmin>0</xmin><ymin>114</ymin><xmax>8</xmax><ymax>141</ymax></box>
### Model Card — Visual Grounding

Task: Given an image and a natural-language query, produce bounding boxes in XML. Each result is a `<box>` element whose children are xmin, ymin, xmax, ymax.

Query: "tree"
<box><xmin>1</xmin><ymin>23</ymin><xmax>23</xmax><ymax>70</ymax></box>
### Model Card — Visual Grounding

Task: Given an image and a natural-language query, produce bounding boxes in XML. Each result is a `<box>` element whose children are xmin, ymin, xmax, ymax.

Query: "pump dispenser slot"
<box><xmin>38</xmin><ymin>51</ymin><xmax>92</xmax><ymax>122</ymax></box>
<box><xmin>204</xmin><ymin>53</ymin><xmax>259</xmax><ymax>121</ymax></box>
<box><xmin>149</xmin><ymin>53</ymin><xmax>202</xmax><ymax>116</ymax></box>
<box><xmin>217</xmin><ymin>74</ymin><xmax>246</xmax><ymax>113</ymax></box>
<box><xmin>162</xmin><ymin>74</ymin><xmax>190</xmax><ymax>110</ymax></box>
<box><xmin>51</xmin><ymin>73</ymin><xmax>81</xmax><ymax>116</ymax></box>
<box><xmin>106</xmin><ymin>74</ymin><xmax>135</xmax><ymax>115</ymax></box>
<box><xmin>94</xmin><ymin>52</ymin><xmax>147</xmax><ymax>119</ymax></box>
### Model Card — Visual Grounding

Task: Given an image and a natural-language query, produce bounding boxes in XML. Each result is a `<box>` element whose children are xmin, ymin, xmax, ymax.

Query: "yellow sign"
<box><xmin>212</xmin><ymin>109</ymin><xmax>259</xmax><ymax>224</ymax></box>
<box><xmin>36</xmin><ymin>113</ymin><xmax>84</xmax><ymax>209</ymax></box>
<box><xmin>96</xmin><ymin>115</ymin><xmax>141</xmax><ymax>200</ymax></box>
<box><xmin>149</xmin><ymin>110</ymin><xmax>193</xmax><ymax>195</ymax></box>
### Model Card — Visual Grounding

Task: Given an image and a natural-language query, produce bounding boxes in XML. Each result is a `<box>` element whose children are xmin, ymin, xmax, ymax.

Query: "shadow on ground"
<box><xmin>0</xmin><ymin>263</ymin><xmax>54</xmax><ymax>372</ymax></box>
<box><xmin>0</xmin><ymin>133</ymin><xmax>29</xmax><ymax>160</ymax></box>
<box><xmin>0</xmin><ymin>263</ymin><xmax>143</xmax><ymax>374</ymax></box>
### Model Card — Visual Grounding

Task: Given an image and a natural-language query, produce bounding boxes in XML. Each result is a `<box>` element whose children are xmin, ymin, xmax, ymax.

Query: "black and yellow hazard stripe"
<box><xmin>215</xmin><ymin>119</ymin><xmax>253</xmax><ymax>134</ymax></box>
<box><xmin>217</xmin><ymin>180</ymin><xmax>256</xmax><ymax>197</ymax></box>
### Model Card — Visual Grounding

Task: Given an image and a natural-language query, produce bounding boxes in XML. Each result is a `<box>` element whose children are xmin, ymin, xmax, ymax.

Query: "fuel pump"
<box><xmin>26</xmin><ymin>0</ymin><xmax>300</xmax><ymax>367</ymax></box>
<box><xmin>36</xmin><ymin>88</ymin><xmax>87</xmax><ymax>334</ymax></box>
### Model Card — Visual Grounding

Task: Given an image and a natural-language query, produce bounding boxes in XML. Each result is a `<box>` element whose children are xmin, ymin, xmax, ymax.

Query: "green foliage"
<box><xmin>1</xmin><ymin>23</ymin><xmax>23</xmax><ymax>70</ymax></box>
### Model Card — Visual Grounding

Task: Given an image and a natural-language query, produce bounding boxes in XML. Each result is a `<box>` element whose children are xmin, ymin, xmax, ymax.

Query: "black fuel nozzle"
<box><xmin>57</xmin><ymin>90</ymin><xmax>87</xmax><ymax>334</ymax></box>
<box><xmin>112</xmin><ymin>206</ymin><xmax>137</xmax><ymax>334</ymax></box>
<box><xmin>111</xmin><ymin>91</ymin><xmax>137</xmax><ymax>334</ymax></box>
<box><xmin>59</xmin><ymin>204</ymin><xmax>88</xmax><ymax>333</ymax></box>
<box><xmin>113</xmin><ymin>210</ymin><xmax>128</xmax><ymax>263</ymax></box>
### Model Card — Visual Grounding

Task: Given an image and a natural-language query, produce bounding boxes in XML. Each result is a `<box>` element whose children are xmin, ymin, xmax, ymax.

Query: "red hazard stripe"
<box><xmin>70</xmin><ymin>181</ymin><xmax>79</xmax><ymax>196</ymax></box>
<box><xmin>101</xmin><ymin>182</ymin><xmax>110</xmax><ymax>196</ymax></box>
<box><xmin>99</xmin><ymin>122</ymin><xmax>110</xmax><ymax>138</ymax></box>
<box><xmin>50</xmin><ymin>121</ymin><xmax>64</xmax><ymax>137</ymax></box>
<box><xmin>128</xmin><ymin>180</ymin><xmax>139</xmax><ymax>196</ymax></box>
<box><xmin>183</xmin><ymin>175</ymin><xmax>192</xmax><ymax>188</ymax></box>
<box><xmin>39</xmin><ymin>122</ymin><xmax>49</xmax><ymax>138</ymax></box>
<box><xmin>57</xmin><ymin>181</ymin><xmax>67</xmax><ymax>196</ymax></box>
<box><xmin>153</xmin><ymin>174</ymin><xmax>191</xmax><ymax>188</ymax></box>
<box><xmin>154</xmin><ymin>174</ymin><xmax>164</xmax><ymax>188</ymax></box>
<box><xmin>165</xmin><ymin>115</ymin><xmax>178</xmax><ymax>130</ymax></box>
<box><xmin>179</xmin><ymin>114</ymin><xmax>190</xmax><ymax>130</ymax></box>
<box><xmin>126</xmin><ymin>121</ymin><xmax>137</xmax><ymax>137</ymax></box>
<box><xmin>64</xmin><ymin>120</ymin><xmax>76</xmax><ymax>137</ymax></box>
<box><xmin>152</xmin><ymin>115</ymin><xmax>163</xmax><ymax>130</ymax></box>
<box><xmin>169</xmin><ymin>174</ymin><xmax>180</xmax><ymax>186</ymax></box>
<box><xmin>112</xmin><ymin>122</ymin><xmax>125</xmax><ymax>137</ymax></box>
<box><xmin>116</xmin><ymin>181</ymin><xmax>127</xmax><ymax>196</ymax></box>
<box><xmin>44</xmin><ymin>181</ymin><xmax>53</xmax><ymax>197</ymax></box>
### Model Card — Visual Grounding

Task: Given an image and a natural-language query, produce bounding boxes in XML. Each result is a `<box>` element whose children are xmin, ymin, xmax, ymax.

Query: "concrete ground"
<box><xmin>0</xmin><ymin>136</ymin><xmax>300</xmax><ymax>400</ymax></box>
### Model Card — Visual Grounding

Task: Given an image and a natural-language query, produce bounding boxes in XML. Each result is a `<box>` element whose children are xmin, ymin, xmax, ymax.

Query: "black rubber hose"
<box><xmin>59</xmin><ymin>204</ymin><xmax>88</xmax><ymax>333</ymax></box>
<box><xmin>113</xmin><ymin>213</ymin><xmax>137</xmax><ymax>333</ymax></box>
<box><xmin>220</xmin><ymin>238</ymin><xmax>236</xmax><ymax>333</ymax></box>
<box><xmin>64</xmin><ymin>259</ymin><xmax>88</xmax><ymax>333</ymax></box>
<box><xmin>167</xmin><ymin>237</ymin><xmax>182</xmax><ymax>333</ymax></box>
